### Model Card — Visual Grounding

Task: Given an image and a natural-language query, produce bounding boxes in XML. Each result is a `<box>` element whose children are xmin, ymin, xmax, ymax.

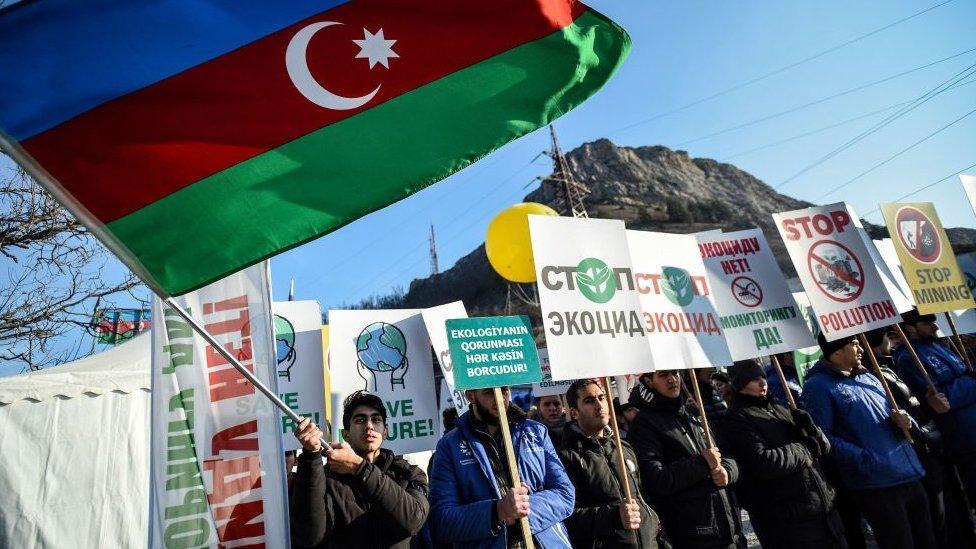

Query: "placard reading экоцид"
<box><xmin>446</xmin><ymin>316</ymin><xmax>542</xmax><ymax>391</ymax></box>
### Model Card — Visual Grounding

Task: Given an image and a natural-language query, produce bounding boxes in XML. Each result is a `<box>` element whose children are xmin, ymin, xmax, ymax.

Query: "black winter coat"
<box><xmin>557</xmin><ymin>422</ymin><xmax>660</xmax><ymax>549</ymax></box>
<box><xmin>626</xmin><ymin>384</ymin><xmax>743</xmax><ymax>549</ymax></box>
<box><xmin>290</xmin><ymin>448</ymin><xmax>429</xmax><ymax>548</ymax></box>
<box><xmin>722</xmin><ymin>393</ymin><xmax>838</xmax><ymax>535</ymax></box>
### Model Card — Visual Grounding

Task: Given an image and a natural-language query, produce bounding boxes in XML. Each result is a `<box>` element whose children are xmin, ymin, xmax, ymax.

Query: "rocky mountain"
<box><xmin>391</xmin><ymin>139</ymin><xmax>974</xmax><ymax>321</ymax></box>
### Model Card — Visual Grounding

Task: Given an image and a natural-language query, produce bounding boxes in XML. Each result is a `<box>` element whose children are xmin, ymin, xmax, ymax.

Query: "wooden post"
<box><xmin>891</xmin><ymin>324</ymin><xmax>937</xmax><ymax>394</ymax></box>
<box><xmin>858</xmin><ymin>334</ymin><xmax>913</xmax><ymax>443</ymax></box>
<box><xmin>493</xmin><ymin>388</ymin><xmax>535</xmax><ymax>549</ymax></box>
<box><xmin>770</xmin><ymin>355</ymin><xmax>797</xmax><ymax>410</ymax></box>
<box><xmin>944</xmin><ymin>313</ymin><xmax>974</xmax><ymax>371</ymax></box>
<box><xmin>602</xmin><ymin>377</ymin><xmax>634</xmax><ymax>502</ymax></box>
<box><xmin>688</xmin><ymin>370</ymin><xmax>714</xmax><ymax>447</ymax></box>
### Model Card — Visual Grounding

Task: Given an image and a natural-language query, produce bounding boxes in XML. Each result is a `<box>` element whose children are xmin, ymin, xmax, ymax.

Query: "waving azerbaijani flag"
<box><xmin>0</xmin><ymin>0</ymin><xmax>630</xmax><ymax>296</ymax></box>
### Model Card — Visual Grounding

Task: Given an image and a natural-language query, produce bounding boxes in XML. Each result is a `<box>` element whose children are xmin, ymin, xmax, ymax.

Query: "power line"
<box><xmin>719</xmin><ymin>77</ymin><xmax>976</xmax><ymax>160</ymax></box>
<box><xmin>672</xmin><ymin>47</ymin><xmax>976</xmax><ymax>148</ymax></box>
<box><xmin>607</xmin><ymin>0</ymin><xmax>956</xmax><ymax>136</ymax></box>
<box><xmin>861</xmin><ymin>161</ymin><xmax>976</xmax><ymax>219</ymax></box>
<box><xmin>814</xmin><ymin>104</ymin><xmax>976</xmax><ymax>201</ymax></box>
<box><xmin>775</xmin><ymin>60</ymin><xmax>976</xmax><ymax>189</ymax></box>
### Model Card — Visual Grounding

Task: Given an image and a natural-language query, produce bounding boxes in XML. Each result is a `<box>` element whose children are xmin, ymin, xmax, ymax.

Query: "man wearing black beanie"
<box><xmin>802</xmin><ymin>333</ymin><xmax>935</xmax><ymax>549</ymax></box>
<box><xmin>721</xmin><ymin>359</ymin><xmax>844</xmax><ymax>548</ymax></box>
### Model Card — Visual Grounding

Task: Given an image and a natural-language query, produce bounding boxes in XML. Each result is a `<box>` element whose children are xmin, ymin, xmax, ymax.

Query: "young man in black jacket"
<box><xmin>556</xmin><ymin>378</ymin><xmax>659</xmax><ymax>549</ymax></box>
<box><xmin>627</xmin><ymin>370</ymin><xmax>744</xmax><ymax>549</ymax></box>
<box><xmin>291</xmin><ymin>390</ymin><xmax>429</xmax><ymax>548</ymax></box>
<box><xmin>723</xmin><ymin>359</ymin><xmax>846</xmax><ymax>548</ymax></box>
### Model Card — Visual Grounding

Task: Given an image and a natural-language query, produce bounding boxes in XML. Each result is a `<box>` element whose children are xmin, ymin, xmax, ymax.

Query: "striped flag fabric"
<box><xmin>0</xmin><ymin>0</ymin><xmax>630</xmax><ymax>296</ymax></box>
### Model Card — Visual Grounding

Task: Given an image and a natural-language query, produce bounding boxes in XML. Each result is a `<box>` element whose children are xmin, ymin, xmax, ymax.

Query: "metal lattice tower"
<box><xmin>429</xmin><ymin>224</ymin><xmax>439</xmax><ymax>275</ymax></box>
<box><xmin>544</xmin><ymin>125</ymin><xmax>590</xmax><ymax>219</ymax></box>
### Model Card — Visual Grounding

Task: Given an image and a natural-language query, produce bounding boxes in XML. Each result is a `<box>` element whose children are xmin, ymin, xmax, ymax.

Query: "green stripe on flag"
<box><xmin>108</xmin><ymin>11</ymin><xmax>630</xmax><ymax>295</ymax></box>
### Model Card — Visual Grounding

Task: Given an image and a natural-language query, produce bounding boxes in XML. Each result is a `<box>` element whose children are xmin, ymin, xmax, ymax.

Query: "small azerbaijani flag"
<box><xmin>0</xmin><ymin>0</ymin><xmax>630</xmax><ymax>296</ymax></box>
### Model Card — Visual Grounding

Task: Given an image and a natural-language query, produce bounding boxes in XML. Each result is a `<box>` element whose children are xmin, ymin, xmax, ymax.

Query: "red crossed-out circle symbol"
<box><xmin>807</xmin><ymin>239</ymin><xmax>864</xmax><ymax>303</ymax></box>
<box><xmin>894</xmin><ymin>206</ymin><xmax>941</xmax><ymax>264</ymax></box>
<box><xmin>731</xmin><ymin>276</ymin><xmax>763</xmax><ymax>307</ymax></box>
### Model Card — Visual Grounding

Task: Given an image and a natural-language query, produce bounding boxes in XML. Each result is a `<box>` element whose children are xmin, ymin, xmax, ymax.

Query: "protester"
<box><xmin>803</xmin><ymin>333</ymin><xmax>936</xmax><ymax>549</ymax></box>
<box><xmin>615</xmin><ymin>399</ymin><xmax>637</xmax><ymax>439</ymax></box>
<box><xmin>556</xmin><ymin>379</ymin><xmax>659</xmax><ymax>548</ymax></box>
<box><xmin>709</xmin><ymin>371</ymin><xmax>733</xmax><ymax>406</ymax></box>
<box><xmin>627</xmin><ymin>371</ymin><xmax>744</xmax><ymax>548</ymax></box>
<box><xmin>692</xmin><ymin>367</ymin><xmax>728</xmax><ymax>415</ymax></box>
<box><xmin>766</xmin><ymin>351</ymin><xmax>803</xmax><ymax>404</ymax></box>
<box><xmin>291</xmin><ymin>391</ymin><xmax>429</xmax><ymax>549</ymax></box>
<box><xmin>442</xmin><ymin>407</ymin><xmax>459</xmax><ymax>433</ymax></box>
<box><xmin>722</xmin><ymin>359</ymin><xmax>845</xmax><ymax>548</ymax></box>
<box><xmin>429</xmin><ymin>386</ymin><xmax>574</xmax><ymax>548</ymax></box>
<box><xmin>895</xmin><ymin>309</ymin><xmax>976</xmax><ymax>506</ymax></box>
<box><xmin>530</xmin><ymin>395</ymin><xmax>568</xmax><ymax>446</ymax></box>
<box><xmin>868</xmin><ymin>327</ymin><xmax>976</xmax><ymax>548</ymax></box>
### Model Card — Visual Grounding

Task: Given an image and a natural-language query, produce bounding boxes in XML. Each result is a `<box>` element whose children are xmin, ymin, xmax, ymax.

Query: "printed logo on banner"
<box><xmin>807</xmin><ymin>240</ymin><xmax>864</xmax><ymax>302</ymax></box>
<box><xmin>661</xmin><ymin>267</ymin><xmax>694</xmax><ymax>306</ymax></box>
<box><xmin>895</xmin><ymin>206</ymin><xmax>941</xmax><ymax>264</ymax></box>
<box><xmin>730</xmin><ymin>276</ymin><xmax>763</xmax><ymax>307</ymax></box>
<box><xmin>275</xmin><ymin>314</ymin><xmax>298</xmax><ymax>381</ymax></box>
<box><xmin>356</xmin><ymin>322</ymin><xmax>409</xmax><ymax>392</ymax></box>
<box><xmin>575</xmin><ymin>257</ymin><xmax>616</xmax><ymax>304</ymax></box>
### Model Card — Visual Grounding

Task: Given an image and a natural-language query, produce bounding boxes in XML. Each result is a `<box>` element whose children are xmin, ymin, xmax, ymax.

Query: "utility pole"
<box><xmin>543</xmin><ymin>124</ymin><xmax>590</xmax><ymax>219</ymax></box>
<box><xmin>429</xmin><ymin>224</ymin><xmax>440</xmax><ymax>276</ymax></box>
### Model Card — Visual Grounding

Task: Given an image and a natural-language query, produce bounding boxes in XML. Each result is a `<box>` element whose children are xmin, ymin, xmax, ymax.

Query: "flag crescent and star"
<box><xmin>286</xmin><ymin>22</ymin><xmax>398</xmax><ymax>110</ymax></box>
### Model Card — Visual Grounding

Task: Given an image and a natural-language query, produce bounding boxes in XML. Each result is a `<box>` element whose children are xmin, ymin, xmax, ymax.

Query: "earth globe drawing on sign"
<box><xmin>356</xmin><ymin>322</ymin><xmax>409</xmax><ymax>392</ymax></box>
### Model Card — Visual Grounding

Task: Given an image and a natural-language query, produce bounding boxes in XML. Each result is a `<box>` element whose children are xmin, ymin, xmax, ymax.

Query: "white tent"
<box><xmin>0</xmin><ymin>333</ymin><xmax>150</xmax><ymax>548</ymax></box>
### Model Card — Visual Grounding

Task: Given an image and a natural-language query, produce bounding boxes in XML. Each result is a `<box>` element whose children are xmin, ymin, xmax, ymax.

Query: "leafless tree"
<box><xmin>0</xmin><ymin>158</ymin><xmax>145</xmax><ymax>370</ymax></box>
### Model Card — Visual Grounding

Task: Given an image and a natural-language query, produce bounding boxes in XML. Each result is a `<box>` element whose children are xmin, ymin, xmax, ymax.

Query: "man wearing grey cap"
<box><xmin>802</xmin><ymin>333</ymin><xmax>935</xmax><ymax>549</ymax></box>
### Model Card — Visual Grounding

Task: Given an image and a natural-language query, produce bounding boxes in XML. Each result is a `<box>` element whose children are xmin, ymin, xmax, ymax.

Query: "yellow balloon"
<box><xmin>485</xmin><ymin>202</ymin><xmax>559</xmax><ymax>283</ymax></box>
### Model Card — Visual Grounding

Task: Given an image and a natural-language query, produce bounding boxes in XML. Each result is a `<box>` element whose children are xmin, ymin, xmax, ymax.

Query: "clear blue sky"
<box><xmin>2</xmin><ymin>0</ymin><xmax>975</xmax><ymax>375</ymax></box>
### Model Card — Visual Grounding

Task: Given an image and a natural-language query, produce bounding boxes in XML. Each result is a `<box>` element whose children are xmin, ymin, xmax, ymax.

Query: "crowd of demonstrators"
<box><xmin>287</xmin><ymin>308</ymin><xmax>976</xmax><ymax>549</ymax></box>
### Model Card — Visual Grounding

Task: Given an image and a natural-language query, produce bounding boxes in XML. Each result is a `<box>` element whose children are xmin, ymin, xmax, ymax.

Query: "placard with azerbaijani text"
<box><xmin>446</xmin><ymin>316</ymin><xmax>542</xmax><ymax>390</ymax></box>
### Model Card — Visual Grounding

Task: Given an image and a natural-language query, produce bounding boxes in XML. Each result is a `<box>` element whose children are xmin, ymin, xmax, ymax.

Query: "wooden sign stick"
<box><xmin>891</xmin><ymin>324</ymin><xmax>937</xmax><ymax>394</ymax></box>
<box><xmin>602</xmin><ymin>377</ymin><xmax>634</xmax><ymax>502</ymax></box>
<box><xmin>493</xmin><ymin>387</ymin><xmax>535</xmax><ymax>549</ymax></box>
<box><xmin>770</xmin><ymin>355</ymin><xmax>798</xmax><ymax>410</ymax></box>
<box><xmin>858</xmin><ymin>334</ymin><xmax>913</xmax><ymax>443</ymax></box>
<box><xmin>688</xmin><ymin>370</ymin><xmax>715</xmax><ymax>448</ymax></box>
<box><xmin>944</xmin><ymin>313</ymin><xmax>973</xmax><ymax>371</ymax></box>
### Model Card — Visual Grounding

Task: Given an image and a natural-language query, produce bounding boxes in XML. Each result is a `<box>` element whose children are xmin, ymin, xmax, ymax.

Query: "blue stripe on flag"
<box><xmin>0</xmin><ymin>0</ymin><xmax>350</xmax><ymax>140</ymax></box>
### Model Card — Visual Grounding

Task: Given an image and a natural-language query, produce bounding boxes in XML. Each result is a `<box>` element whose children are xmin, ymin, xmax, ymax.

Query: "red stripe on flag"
<box><xmin>24</xmin><ymin>0</ymin><xmax>584</xmax><ymax>224</ymax></box>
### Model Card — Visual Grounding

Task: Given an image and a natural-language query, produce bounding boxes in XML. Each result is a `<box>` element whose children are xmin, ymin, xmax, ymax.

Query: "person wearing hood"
<box><xmin>626</xmin><ymin>370</ymin><xmax>744</xmax><ymax>549</ymax></box>
<box><xmin>802</xmin><ymin>333</ymin><xmax>935</xmax><ymax>549</ymax></box>
<box><xmin>721</xmin><ymin>359</ymin><xmax>845</xmax><ymax>548</ymax></box>
<box><xmin>556</xmin><ymin>378</ymin><xmax>659</xmax><ymax>549</ymax></box>
<box><xmin>291</xmin><ymin>391</ymin><xmax>430</xmax><ymax>549</ymax></box>
<box><xmin>429</xmin><ymin>386</ymin><xmax>574</xmax><ymax>549</ymax></box>
<box><xmin>893</xmin><ymin>309</ymin><xmax>976</xmax><ymax>506</ymax></box>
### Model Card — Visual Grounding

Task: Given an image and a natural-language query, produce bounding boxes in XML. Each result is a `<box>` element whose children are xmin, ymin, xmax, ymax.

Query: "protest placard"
<box><xmin>446</xmin><ymin>316</ymin><xmax>542</xmax><ymax>390</ymax></box>
<box><xmin>531</xmin><ymin>349</ymin><xmax>575</xmax><ymax>397</ymax></box>
<box><xmin>698</xmin><ymin>228</ymin><xmax>815</xmax><ymax>359</ymax></box>
<box><xmin>880</xmin><ymin>202</ymin><xmax>973</xmax><ymax>314</ymax></box>
<box><xmin>962</xmin><ymin>174</ymin><xmax>976</xmax><ymax>216</ymax></box>
<box><xmin>935</xmin><ymin>251</ymin><xmax>976</xmax><ymax>335</ymax></box>
<box><xmin>627</xmin><ymin>230</ymin><xmax>732</xmax><ymax>368</ymax></box>
<box><xmin>773</xmin><ymin>203</ymin><xmax>899</xmax><ymax>340</ymax></box>
<box><xmin>329</xmin><ymin>309</ymin><xmax>440</xmax><ymax>454</ymax></box>
<box><xmin>791</xmin><ymin>291</ymin><xmax>822</xmax><ymax>384</ymax></box>
<box><xmin>844</xmin><ymin>204</ymin><xmax>914</xmax><ymax>315</ymax></box>
<box><xmin>150</xmin><ymin>263</ymin><xmax>288</xmax><ymax>548</ymax></box>
<box><xmin>529</xmin><ymin>215</ymin><xmax>655</xmax><ymax>380</ymax></box>
<box><xmin>421</xmin><ymin>301</ymin><xmax>470</xmax><ymax>414</ymax></box>
<box><xmin>272</xmin><ymin>300</ymin><xmax>326</xmax><ymax>452</ymax></box>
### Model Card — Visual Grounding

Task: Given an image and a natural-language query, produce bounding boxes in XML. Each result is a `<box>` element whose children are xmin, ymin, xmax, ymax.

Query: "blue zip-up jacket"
<box><xmin>429</xmin><ymin>409</ymin><xmax>574</xmax><ymax>549</ymax></box>
<box><xmin>801</xmin><ymin>358</ymin><xmax>924</xmax><ymax>490</ymax></box>
<box><xmin>894</xmin><ymin>339</ymin><xmax>976</xmax><ymax>456</ymax></box>
<box><xmin>764</xmin><ymin>363</ymin><xmax>803</xmax><ymax>406</ymax></box>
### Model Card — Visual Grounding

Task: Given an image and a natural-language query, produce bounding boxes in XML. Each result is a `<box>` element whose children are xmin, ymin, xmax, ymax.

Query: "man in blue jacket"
<box><xmin>429</xmin><ymin>386</ymin><xmax>574</xmax><ymax>548</ymax></box>
<box><xmin>894</xmin><ymin>309</ymin><xmax>976</xmax><ymax>504</ymax></box>
<box><xmin>803</xmin><ymin>333</ymin><xmax>935</xmax><ymax>549</ymax></box>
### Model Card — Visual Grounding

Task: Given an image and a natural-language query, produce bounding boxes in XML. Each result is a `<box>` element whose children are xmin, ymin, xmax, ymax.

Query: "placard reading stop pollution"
<box><xmin>329</xmin><ymin>309</ymin><xmax>440</xmax><ymax>454</ymax></box>
<box><xmin>880</xmin><ymin>202</ymin><xmax>973</xmax><ymax>315</ymax></box>
<box><xmin>773</xmin><ymin>203</ymin><xmax>898</xmax><ymax>340</ymax></box>
<box><xmin>627</xmin><ymin>230</ymin><xmax>732</xmax><ymax>369</ymax></box>
<box><xmin>698</xmin><ymin>228</ymin><xmax>814</xmax><ymax>359</ymax></box>
<box><xmin>446</xmin><ymin>316</ymin><xmax>541</xmax><ymax>390</ymax></box>
<box><xmin>529</xmin><ymin>215</ymin><xmax>656</xmax><ymax>380</ymax></box>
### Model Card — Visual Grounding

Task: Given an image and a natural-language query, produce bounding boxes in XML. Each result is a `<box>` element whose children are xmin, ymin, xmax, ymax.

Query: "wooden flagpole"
<box><xmin>859</xmin><ymin>333</ymin><xmax>913</xmax><ymax>443</ymax></box>
<box><xmin>493</xmin><ymin>387</ymin><xmax>535</xmax><ymax>549</ymax></box>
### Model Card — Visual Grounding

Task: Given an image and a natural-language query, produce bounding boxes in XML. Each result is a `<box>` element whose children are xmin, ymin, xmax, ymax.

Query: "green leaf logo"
<box><xmin>662</xmin><ymin>266</ymin><xmax>694</xmax><ymax>306</ymax></box>
<box><xmin>574</xmin><ymin>258</ymin><xmax>616</xmax><ymax>304</ymax></box>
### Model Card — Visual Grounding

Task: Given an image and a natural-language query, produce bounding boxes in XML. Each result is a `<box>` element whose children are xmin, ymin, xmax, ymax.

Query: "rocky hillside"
<box><xmin>395</xmin><ymin>139</ymin><xmax>974</xmax><ymax>320</ymax></box>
